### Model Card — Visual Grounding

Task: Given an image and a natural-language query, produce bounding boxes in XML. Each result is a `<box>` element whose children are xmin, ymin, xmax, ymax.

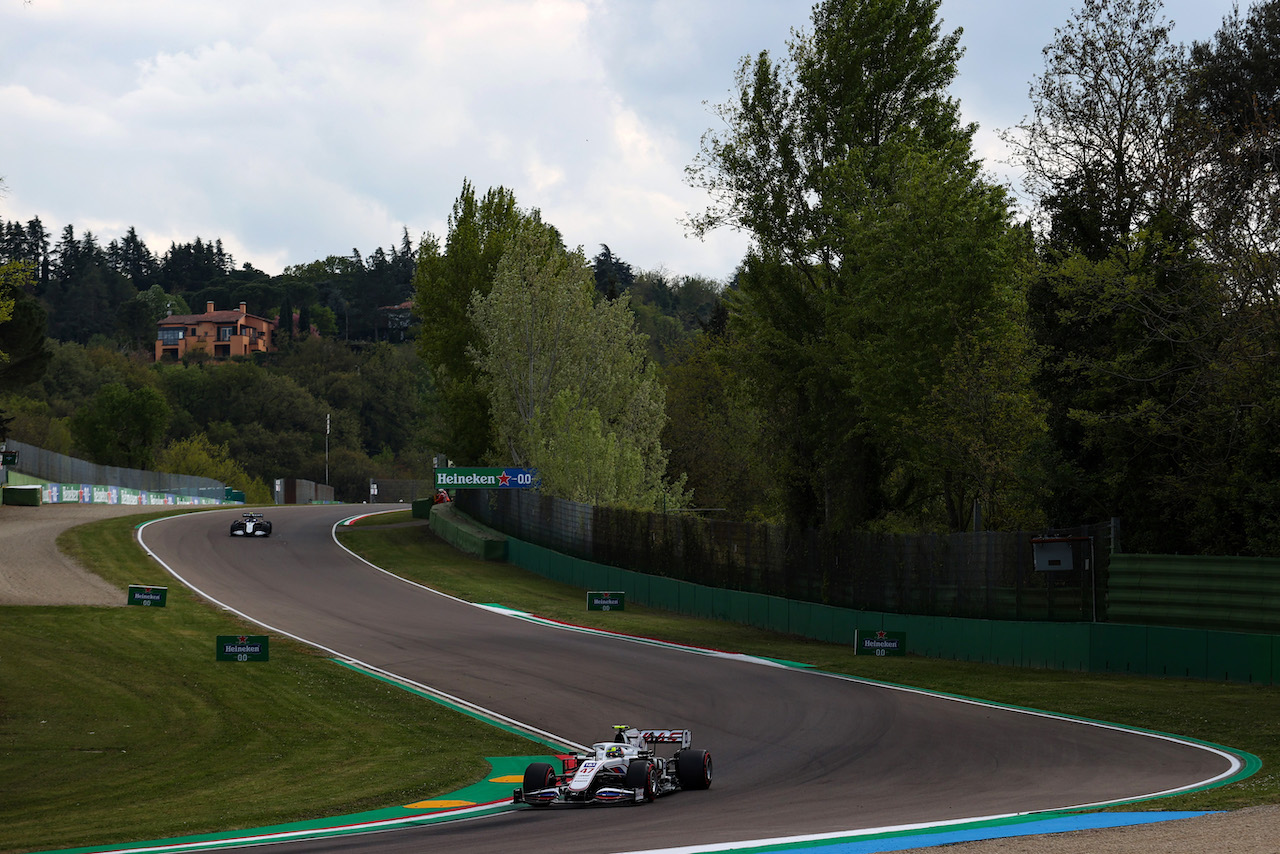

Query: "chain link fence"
<box><xmin>457</xmin><ymin>489</ymin><xmax>1110</xmax><ymax>622</ymax></box>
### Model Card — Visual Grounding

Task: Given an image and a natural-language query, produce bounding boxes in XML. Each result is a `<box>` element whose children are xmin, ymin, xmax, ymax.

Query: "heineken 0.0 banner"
<box><xmin>127</xmin><ymin>585</ymin><xmax>168</xmax><ymax>607</ymax></box>
<box><xmin>587</xmin><ymin>591</ymin><xmax>626</xmax><ymax>611</ymax></box>
<box><xmin>217</xmin><ymin>635</ymin><xmax>270</xmax><ymax>662</ymax></box>
<box><xmin>857</xmin><ymin>629</ymin><xmax>906</xmax><ymax>656</ymax></box>
<box><xmin>435</xmin><ymin>467</ymin><xmax>537</xmax><ymax>489</ymax></box>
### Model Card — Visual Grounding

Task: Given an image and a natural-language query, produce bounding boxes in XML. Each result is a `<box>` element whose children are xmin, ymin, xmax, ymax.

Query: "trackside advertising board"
<box><xmin>587</xmin><ymin>591</ymin><xmax>626</xmax><ymax>611</ymax></box>
<box><xmin>435</xmin><ymin>467</ymin><xmax>538</xmax><ymax>489</ymax></box>
<box><xmin>217</xmin><ymin>635</ymin><xmax>269</xmax><ymax>662</ymax></box>
<box><xmin>127</xmin><ymin>585</ymin><xmax>168</xmax><ymax>607</ymax></box>
<box><xmin>857</xmin><ymin>629</ymin><xmax>906</xmax><ymax>656</ymax></box>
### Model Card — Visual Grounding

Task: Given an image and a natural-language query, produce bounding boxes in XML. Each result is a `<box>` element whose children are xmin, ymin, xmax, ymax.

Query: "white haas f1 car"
<box><xmin>229</xmin><ymin>513</ymin><xmax>272</xmax><ymax>537</ymax></box>
<box><xmin>515</xmin><ymin>726</ymin><xmax>712</xmax><ymax>807</ymax></box>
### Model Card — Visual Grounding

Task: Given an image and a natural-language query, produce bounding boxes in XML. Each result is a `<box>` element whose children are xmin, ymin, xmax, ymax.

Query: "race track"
<box><xmin>138</xmin><ymin>504</ymin><xmax>1238</xmax><ymax>854</ymax></box>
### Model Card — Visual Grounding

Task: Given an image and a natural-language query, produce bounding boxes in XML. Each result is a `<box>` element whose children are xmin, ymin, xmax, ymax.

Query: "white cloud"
<box><xmin>0</xmin><ymin>0</ymin><xmax>1240</xmax><ymax>282</ymax></box>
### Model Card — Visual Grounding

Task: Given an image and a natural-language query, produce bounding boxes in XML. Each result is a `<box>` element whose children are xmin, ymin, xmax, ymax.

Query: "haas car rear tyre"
<box><xmin>676</xmin><ymin>749</ymin><xmax>712</xmax><ymax>790</ymax></box>
<box><xmin>522</xmin><ymin>762</ymin><xmax>556</xmax><ymax>806</ymax></box>
<box><xmin>624</xmin><ymin>759</ymin><xmax>656</xmax><ymax>802</ymax></box>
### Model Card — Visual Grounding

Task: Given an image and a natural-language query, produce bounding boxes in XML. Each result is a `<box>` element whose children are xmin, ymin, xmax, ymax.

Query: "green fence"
<box><xmin>1108</xmin><ymin>553</ymin><xmax>1280</xmax><ymax>634</ymax></box>
<box><xmin>506</xmin><ymin>539</ymin><xmax>1280</xmax><ymax>685</ymax></box>
<box><xmin>456</xmin><ymin>489</ymin><xmax>1107</xmax><ymax>622</ymax></box>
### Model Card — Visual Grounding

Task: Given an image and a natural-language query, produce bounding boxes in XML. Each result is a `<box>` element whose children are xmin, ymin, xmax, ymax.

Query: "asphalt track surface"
<box><xmin>138</xmin><ymin>504</ymin><xmax>1238</xmax><ymax>854</ymax></box>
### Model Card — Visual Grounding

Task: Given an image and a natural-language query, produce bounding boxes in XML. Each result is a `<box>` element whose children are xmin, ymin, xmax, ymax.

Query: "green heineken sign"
<box><xmin>857</xmin><ymin>629</ymin><xmax>906</xmax><ymax>656</ymax></box>
<box><xmin>217</xmin><ymin>635</ymin><xmax>270</xmax><ymax>662</ymax></box>
<box><xmin>587</xmin><ymin>591</ymin><xmax>626</xmax><ymax>611</ymax></box>
<box><xmin>435</xmin><ymin>467</ymin><xmax>537</xmax><ymax>489</ymax></box>
<box><xmin>0</xmin><ymin>450</ymin><xmax>16</xmax><ymax>465</ymax></box>
<box><xmin>127</xmin><ymin>585</ymin><xmax>168</xmax><ymax>607</ymax></box>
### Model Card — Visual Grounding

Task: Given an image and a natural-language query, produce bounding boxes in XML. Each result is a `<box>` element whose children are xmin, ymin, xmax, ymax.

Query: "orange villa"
<box><xmin>155</xmin><ymin>301</ymin><xmax>277</xmax><ymax>361</ymax></box>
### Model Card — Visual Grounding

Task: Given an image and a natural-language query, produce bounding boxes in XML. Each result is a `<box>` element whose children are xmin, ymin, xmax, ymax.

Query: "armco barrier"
<box><xmin>505</xmin><ymin>538</ymin><xmax>1280</xmax><ymax>685</ymax></box>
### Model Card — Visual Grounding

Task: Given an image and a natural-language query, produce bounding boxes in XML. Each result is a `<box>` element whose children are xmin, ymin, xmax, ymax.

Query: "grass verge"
<box><xmin>334</xmin><ymin>512</ymin><xmax>1280</xmax><ymax>814</ymax></box>
<box><xmin>0</xmin><ymin>510</ymin><xmax>541</xmax><ymax>854</ymax></box>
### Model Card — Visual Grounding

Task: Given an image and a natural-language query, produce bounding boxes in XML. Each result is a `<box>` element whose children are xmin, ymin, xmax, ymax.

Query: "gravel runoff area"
<box><xmin>1</xmin><ymin>500</ymin><xmax>1274</xmax><ymax>853</ymax></box>
<box><xmin>0</xmin><ymin>502</ymin><xmax>162</xmax><ymax>606</ymax></box>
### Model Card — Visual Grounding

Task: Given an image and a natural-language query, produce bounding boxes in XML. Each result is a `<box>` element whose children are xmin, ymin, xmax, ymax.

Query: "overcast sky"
<box><xmin>0</xmin><ymin>0</ymin><xmax>1241</xmax><ymax>283</ymax></box>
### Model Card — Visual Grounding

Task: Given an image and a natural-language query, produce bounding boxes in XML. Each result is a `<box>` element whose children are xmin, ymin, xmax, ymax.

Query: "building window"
<box><xmin>218</xmin><ymin>326</ymin><xmax>234</xmax><ymax>341</ymax></box>
<box><xmin>158</xmin><ymin>328</ymin><xmax>184</xmax><ymax>344</ymax></box>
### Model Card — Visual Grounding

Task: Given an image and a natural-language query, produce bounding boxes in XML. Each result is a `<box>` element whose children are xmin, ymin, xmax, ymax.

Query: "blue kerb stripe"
<box><xmin>761</xmin><ymin>812</ymin><xmax>1217</xmax><ymax>853</ymax></box>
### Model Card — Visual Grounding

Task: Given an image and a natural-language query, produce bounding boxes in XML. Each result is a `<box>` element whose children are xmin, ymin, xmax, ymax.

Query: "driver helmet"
<box><xmin>605</xmin><ymin>745</ymin><xmax>625</xmax><ymax>758</ymax></box>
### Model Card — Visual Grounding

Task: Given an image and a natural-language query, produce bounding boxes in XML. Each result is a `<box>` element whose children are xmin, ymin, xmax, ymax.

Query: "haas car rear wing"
<box><xmin>638</xmin><ymin>729</ymin><xmax>691</xmax><ymax>749</ymax></box>
<box><xmin>613</xmin><ymin>726</ymin><xmax>691</xmax><ymax>749</ymax></box>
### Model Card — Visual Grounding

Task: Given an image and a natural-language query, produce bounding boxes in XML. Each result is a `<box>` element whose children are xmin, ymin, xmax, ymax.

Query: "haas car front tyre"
<box><xmin>676</xmin><ymin>749</ymin><xmax>712</xmax><ymax>790</ymax></box>
<box><xmin>624</xmin><ymin>759</ymin><xmax>657</xmax><ymax>803</ymax></box>
<box><xmin>522</xmin><ymin>762</ymin><xmax>557</xmax><ymax>807</ymax></box>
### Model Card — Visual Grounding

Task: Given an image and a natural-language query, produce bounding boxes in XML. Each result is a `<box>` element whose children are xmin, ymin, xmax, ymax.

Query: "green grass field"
<box><xmin>1</xmin><ymin>508</ymin><xmax>1276</xmax><ymax>854</ymax></box>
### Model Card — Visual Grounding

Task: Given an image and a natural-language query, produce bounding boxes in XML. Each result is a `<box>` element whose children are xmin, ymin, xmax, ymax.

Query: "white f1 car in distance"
<box><xmin>515</xmin><ymin>726</ymin><xmax>712</xmax><ymax>807</ymax></box>
<box><xmin>229</xmin><ymin>512</ymin><xmax>272</xmax><ymax>537</ymax></box>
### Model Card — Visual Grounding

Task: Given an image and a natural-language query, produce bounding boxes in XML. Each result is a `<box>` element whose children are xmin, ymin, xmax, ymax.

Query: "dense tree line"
<box><xmin>0</xmin><ymin>219</ymin><xmax>420</xmax><ymax>347</ymax></box>
<box><xmin>0</xmin><ymin>215</ymin><xmax>432</xmax><ymax>501</ymax></box>
<box><xmin>673</xmin><ymin>0</ymin><xmax>1280</xmax><ymax>553</ymax></box>
<box><xmin>0</xmin><ymin>336</ymin><xmax>431</xmax><ymax>502</ymax></box>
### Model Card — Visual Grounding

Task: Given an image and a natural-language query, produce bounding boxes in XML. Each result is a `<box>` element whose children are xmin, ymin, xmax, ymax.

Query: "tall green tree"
<box><xmin>0</xmin><ymin>260</ymin><xmax>22</xmax><ymax>354</ymax></box>
<box><xmin>661</xmin><ymin>330</ymin><xmax>781</xmax><ymax>519</ymax></box>
<box><xmin>70</xmin><ymin>382</ymin><xmax>171</xmax><ymax>469</ymax></box>
<box><xmin>1010</xmin><ymin>0</ymin><xmax>1258</xmax><ymax>546</ymax></box>
<box><xmin>413</xmin><ymin>180</ymin><xmax>522</xmax><ymax>463</ymax></box>
<box><xmin>1171</xmin><ymin>0</ymin><xmax>1280</xmax><ymax>553</ymax></box>
<box><xmin>116</xmin><ymin>284</ymin><xmax>190</xmax><ymax>351</ymax></box>
<box><xmin>592</xmin><ymin>244</ymin><xmax>634</xmax><ymax>300</ymax></box>
<box><xmin>1007</xmin><ymin>0</ymin><xmax>1185</xmax><ymax>257</ymax></box>
<box><xmin>1185</xmin><ymin>0</ymin><xmax>1280</xmax><ymax>326</ymax></box>
<box><xmin>108</xmin><ymin>226</ymin><xmax>158</xmax><ymax>286</ymax></box>
<box><xmin>469</xmin><ymin>219</ymin><xmax>680</xmax><ymax>509</ymax></box>
<box><xmin>687</xmin><ymin>0</ymin><xmax>1035</xmax><ymax>531</ymax></box>
<box><xmin>0</xmin><ymin>285</ymin><xmax>52</xmax><ymax>392</ymax></box>
<box><xmin>0</xmin><ymin>259</ymin><xmax>26</xmax><ymax>439</ymax></box>
<box><xmin>155</xmin><ymin>433</ymin><xmax>271</xmax><ymax>504</ymax></box>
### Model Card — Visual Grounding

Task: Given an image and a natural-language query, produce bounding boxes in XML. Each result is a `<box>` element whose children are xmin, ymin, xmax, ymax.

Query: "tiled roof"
<box><xmin>159</xmin><ymin>310</ymin><xmax>256</xmax><ymax>325</ymax></box>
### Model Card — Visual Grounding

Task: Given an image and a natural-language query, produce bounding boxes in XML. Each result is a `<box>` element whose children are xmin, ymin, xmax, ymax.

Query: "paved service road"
<box><xmin>139</xmin><ymin>505</ymin><xmax>1238</xmax><ymax>854</ymax></box>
